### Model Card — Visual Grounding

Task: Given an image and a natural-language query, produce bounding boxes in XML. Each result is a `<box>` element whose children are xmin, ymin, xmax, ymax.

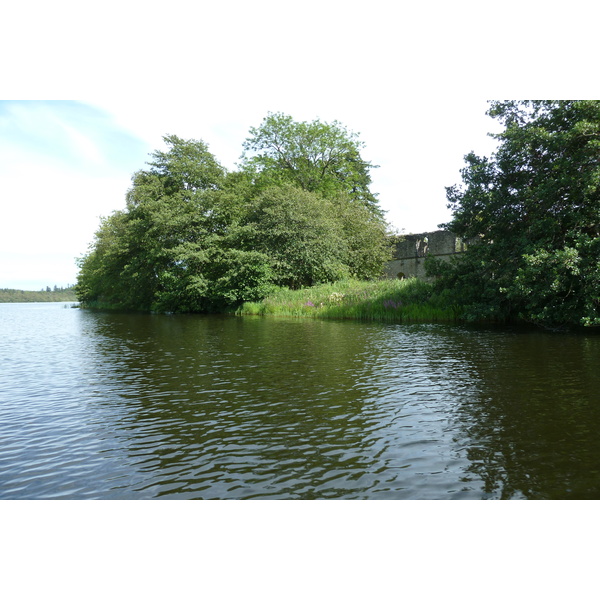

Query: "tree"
<box><xmin>238</xmin><ymin>183</ymin><xmax>350</xmax><ymax>288</ymax></box>
<box><xmin>77</xmin><ymin>118</ymin><xmax>392</xmax><ymax>313</ymax></box>
<box><xmin>240</xmin><ymin>112</ymin><xmax>381</xmax><ymax>215</ymax></box>
<box><xmin>441</xmin><ymin>100</ymin><xmax>600</xmax><ymax>327</ymax></box>
<box><xmin>78</xmin><ymin>135</ymin><xmax>228</xmax><ymax>311</ymax></box>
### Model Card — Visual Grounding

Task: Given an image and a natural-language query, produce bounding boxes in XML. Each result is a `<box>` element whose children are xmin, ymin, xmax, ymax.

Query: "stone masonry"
<box><xmin>385</xmin><ymin>230</ymin><xmax>469</xmax><ymax>280</ymax></box>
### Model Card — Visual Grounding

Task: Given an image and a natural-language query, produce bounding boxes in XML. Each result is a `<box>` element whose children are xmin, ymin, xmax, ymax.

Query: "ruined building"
<box><xmin>385</xmin><ymin>230</ymin><xmax>470</xmax><ymax>280</ymax></box>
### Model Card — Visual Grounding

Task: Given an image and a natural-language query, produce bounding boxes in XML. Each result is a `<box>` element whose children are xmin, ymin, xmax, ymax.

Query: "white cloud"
<box><xmin>0</xmin><ymin>101</ymin><xmax>150</xmax><ymax>289</ymax></box>
<box><xmin>60</xmin><ymin>123</ymin><xmax>106</xmax><ymax>167</ymax></box>
<box><xmin>1</xmin><ymin>96</ymin><xmax>499</xmax><ymax>290</ymax></box>
<box><xmin>0</xmin><ymin>160</ymin><xmax>132</xmax><ymax>288</ymax></box>
<box><xmin>1</xmin><ymin>1</ymin><xmax>596</xmax><ymax>289</ymax></box>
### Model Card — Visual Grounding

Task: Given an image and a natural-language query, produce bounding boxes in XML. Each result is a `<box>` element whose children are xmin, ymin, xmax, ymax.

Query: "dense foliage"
<box><xmin>77</xmin><ymin>118</ymin><xmax>391</xmax><ymax>312</ymax></box>
<box><xmin>437</xmin><ymin>100</ymin><xmax>600</xmax><ymax>327</ymax></box>
<box><xmin>240</xmin><ymin>112</ymin><xmax>381</xmax><ymax>214</ymax></box>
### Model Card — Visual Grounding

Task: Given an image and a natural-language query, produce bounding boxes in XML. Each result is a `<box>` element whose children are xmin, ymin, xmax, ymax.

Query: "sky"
<box><xmin>3</xmin><ymin>1</ymin><xmax>599</xmax><ymax>592</ymax></box>
<box><xmin>1</xmin><ymin>1</ymin><xmax>597</xmax><ymax>290</ymax></box>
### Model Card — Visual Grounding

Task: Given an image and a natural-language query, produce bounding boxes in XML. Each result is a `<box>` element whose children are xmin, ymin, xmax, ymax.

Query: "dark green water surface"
<box><xmin>2</xmin><ymin>302</ymin><xmax>600</xmax><ymax>499</ymax></box>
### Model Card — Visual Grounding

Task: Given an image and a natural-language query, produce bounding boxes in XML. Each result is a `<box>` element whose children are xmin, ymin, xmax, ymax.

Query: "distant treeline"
<box><xmin>0</xmin><ymin>285</ymin><xmax>77</xmax><ymax>303</ymax></box>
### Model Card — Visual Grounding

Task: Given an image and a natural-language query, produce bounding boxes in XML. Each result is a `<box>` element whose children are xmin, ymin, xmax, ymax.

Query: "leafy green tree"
<box><xmin>331</xmin><ymin>192</ymin><xmax>392</xmax><ymax>280</ymax></box>
<box><xmin>76</xmin><ymin>210</ymin><xmax>135</xmax><ymax>308</ymax></box>
<box><xmin>202</xmin><ymin>248</ymin><xmax>277</xmax><ymax>306</ymax></box>
<box><xmin>78</xmin><ymin>118</ymin><xmax>392</xmax><ymax>313</ymax></box>
<box><xmin>78</xmin><ymin>136</ymin><xmax>227</xmax><ymax>311</ymax></box>
<box><xmin>240</xmin><ymin>112</ymin><xmax>381</xmax><ymax>214</ymax></box>
<box><xmin>441</xmin><ymin>100</ymin><xmax>600</xmax><ymax>326</ymax></box>
<box><xmin>239</xmin><ymin>183</ymin><xmax>349</xmax><ymax>288</ymax></box>
<box><xmin>142</xmin><ymin>134</ymin><xmax>225</xmax><ymax>194</ymax></box>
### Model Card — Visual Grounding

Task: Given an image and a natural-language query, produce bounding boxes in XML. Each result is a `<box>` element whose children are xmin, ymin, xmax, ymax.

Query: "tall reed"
<box><xmin>235</xmin><ymin>278</ymin><xmax>462</xmax><ymax>323</ymax></box>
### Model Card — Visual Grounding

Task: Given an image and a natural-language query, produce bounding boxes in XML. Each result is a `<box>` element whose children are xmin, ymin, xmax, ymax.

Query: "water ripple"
<box><xmin>3</xmin><ymin>305</ymin><xmax>600</xmax><ymax>498</ymax></box>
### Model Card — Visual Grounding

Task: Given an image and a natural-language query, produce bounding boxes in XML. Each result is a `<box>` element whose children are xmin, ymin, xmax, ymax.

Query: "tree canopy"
<box><xmin>76</xmin><ymin>117</ymin><xmax>391</xmax><ymax>312</ymax></box>
<box><xmin>439</xmin><ymin>100</ymin><xmax>600</xmax><ymax>327</ymax></box>
<box><xmin>240</xmin><ymin>112</ymin><xmax>381</xmax><ymax>214</ymax></box>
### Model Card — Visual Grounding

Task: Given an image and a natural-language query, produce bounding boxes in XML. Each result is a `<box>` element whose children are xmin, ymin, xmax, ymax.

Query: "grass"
<box><xmin>234</xmin><ymin>278</ymin><xmax>462</xmax><ymax>323</ymax></box>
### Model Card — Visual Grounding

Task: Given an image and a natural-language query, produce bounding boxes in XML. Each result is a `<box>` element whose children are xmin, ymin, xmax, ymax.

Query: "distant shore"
<box><xmin>0</xmin><ymin>288</ymin><xmax>77</xmax><ymax>303</ymax></box>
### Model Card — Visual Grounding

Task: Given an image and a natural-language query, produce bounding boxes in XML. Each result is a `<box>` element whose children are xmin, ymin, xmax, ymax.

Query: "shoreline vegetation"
<box><xmin>76</xmin><ymin>115</ymin><xmax>391</xmax><ymax>315</ymax></box>
<box><xmin>79</xmin><ymin>278</ymin><xmax>462</xmax><ymax>324</ymax></box>
<box><xmin>76</xmin><ymin>103</ymin><xmax>600</xmax><ymax>329</ymax></box>
<box><xmin>233</xmin><ymin>278</ymin><xmax>461</xmax><ymax>323</ymax></box>
<box><xmin>0</xmin><ymin>287</ymin><xmax>77</xmax><ymax>303</ymax></box>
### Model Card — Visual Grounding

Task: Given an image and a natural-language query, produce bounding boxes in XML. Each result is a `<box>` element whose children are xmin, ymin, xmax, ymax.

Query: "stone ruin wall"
<box><xmin>385</xmin><ymin>229</ymin><xmax>469</xmax><ymax>280</ymax></box>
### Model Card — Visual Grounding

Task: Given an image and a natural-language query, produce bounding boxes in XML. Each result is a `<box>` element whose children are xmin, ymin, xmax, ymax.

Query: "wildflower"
<box><xmin>383</xmin><ymin>299</ymin><xmax>402</xmax><ymax>310</ymax></box>
<box><xmin>305</xmin><ymin>301</ymin><xmax>315</xmax><ymax>307</ymax></box>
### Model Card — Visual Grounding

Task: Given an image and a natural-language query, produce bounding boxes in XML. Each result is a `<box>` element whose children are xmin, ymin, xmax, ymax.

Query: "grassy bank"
<box><xmin>235</xmin><ymin>278</ymin><xmax>462</xmax><ymax>323</ymax></box>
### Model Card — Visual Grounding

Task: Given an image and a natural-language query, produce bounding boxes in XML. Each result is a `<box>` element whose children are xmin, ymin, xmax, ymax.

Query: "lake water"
<box><xmin>2</xmin><ymin>301</ymin><xmax>600</xmax><ymax>499</ymax></box>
